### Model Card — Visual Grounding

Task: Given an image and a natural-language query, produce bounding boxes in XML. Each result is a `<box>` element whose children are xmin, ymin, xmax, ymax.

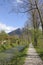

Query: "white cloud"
<box><xmin>16</xmin><ymin>0</ymin><xmax>23</xmax><ymax>3</ymax></box>
<box><xmin>0</xmin><ymin>23</ymin><xmax>18</xmax><ymax>33</ymax></box>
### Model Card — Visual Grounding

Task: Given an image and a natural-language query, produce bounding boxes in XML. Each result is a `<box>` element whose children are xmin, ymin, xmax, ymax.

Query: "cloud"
<box><xmin>16</xmin><ymin>0</ymin><xmax>23</xmax><ymax>3</ymax></box>
<box><xmin>0</xmin><ymin>23</ymin><xmax>18</xmax><ymax>33</ymax></box>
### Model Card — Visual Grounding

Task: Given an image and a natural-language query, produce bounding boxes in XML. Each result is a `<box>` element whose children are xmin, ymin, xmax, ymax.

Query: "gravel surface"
<box><xmin>24</xmin><ymin>43</ymin><xmax>43</xmax><ymax>65</ymax></box>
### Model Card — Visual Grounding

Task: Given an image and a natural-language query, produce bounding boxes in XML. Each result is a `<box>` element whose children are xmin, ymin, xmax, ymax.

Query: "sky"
<box><xmin>0</xmin><ymin>0</ymin><xmax>28</xmax><ymax>33</ymax></box>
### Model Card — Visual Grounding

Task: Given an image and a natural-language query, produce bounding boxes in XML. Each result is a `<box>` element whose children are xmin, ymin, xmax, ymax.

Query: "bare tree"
<box><xmin>2</xmin><ymin>0</ymin><xmax>43</xmax><ymax>28</ymax></box>
<box><xmin>24</xmin><ymin>0</ymin><xmax>40</xmax><ymax>46</ymax></box>
<box><xmin>31</xmin><ymin>10</ymin><xmax>39</xmax><ymax>46</ymax></box>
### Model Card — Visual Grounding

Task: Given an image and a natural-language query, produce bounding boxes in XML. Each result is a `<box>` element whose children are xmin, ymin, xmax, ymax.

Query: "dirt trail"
<box><xmin>24</xmin><ymin>43</ymin><xmax>43</xmax><ymax>65</ymax></box>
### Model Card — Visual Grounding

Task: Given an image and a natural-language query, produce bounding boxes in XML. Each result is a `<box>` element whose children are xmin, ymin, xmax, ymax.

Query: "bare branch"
<box><xmin>18</xmin><ymin>8</ymin><xmax>36</xmax><ymax>13</ymax></box>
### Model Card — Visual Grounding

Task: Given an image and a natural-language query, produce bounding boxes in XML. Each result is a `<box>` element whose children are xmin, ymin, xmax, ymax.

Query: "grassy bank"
<box><xmin>32</xmin><ymin>30</ymin><xmax>43</xmax><ymax>60</ymax></box>
<box><xmin>0</xmin><ymin>45</ymin><xmax>29</xmax><ymax>65</ymax></box>
<box><xmin>33</xmin><ymin>34</ymin><xmax>43</xmax><ymax>60</ymax></box>
<box><xmin>36</xmin><ymin>36</ymin><xmax>43</xmax><ymax>60</ymax></box>
<box><xmin>9</xmin><ymin>45</ymin><xmax>28</xmax><ymax>65</ymax></box>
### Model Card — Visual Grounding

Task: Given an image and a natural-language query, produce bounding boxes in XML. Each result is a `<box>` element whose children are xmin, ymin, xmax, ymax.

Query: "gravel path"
<box><xmin>24</xmin><ymin>43</ymin><xmax>43</xmax><ymax>65</ymax></box>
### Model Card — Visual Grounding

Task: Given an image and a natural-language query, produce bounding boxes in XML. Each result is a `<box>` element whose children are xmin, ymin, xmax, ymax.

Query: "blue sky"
<box><xmin>0</xmin><ymin>0</ymin><xmax>28</xmax><ymax>33</ymax></box>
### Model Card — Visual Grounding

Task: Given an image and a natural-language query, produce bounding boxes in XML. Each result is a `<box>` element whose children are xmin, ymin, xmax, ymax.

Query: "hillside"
<box><xmin>8</xmin><ymin>28</ymin><xmax>22</xmax><ymax>36</ymax></box>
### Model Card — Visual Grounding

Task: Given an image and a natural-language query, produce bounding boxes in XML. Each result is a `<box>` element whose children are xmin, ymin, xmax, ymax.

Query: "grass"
<box><xmin>0</xmin><ymin>42</ymin><xmax>19</xmax><ymax>52</ymax></box>
<box><xmin>9</xmin><ymin>45</ymin><xmax>29</xmax><ymax>65</ymax></box>
<box><xmin>36</xmin><ymin>47</ymin><xmax>43</xmax><ymax>60</ymax></box>
<box><xmin>32</xmin><ymin>30</ymin><xmax>43</xmax><ymax>60</ymax></box>
<box><xmin>0</xmin><ymin>44</ymin><xmax>29</xmax><ymax>65</ymax></box>
<box><xmin>35</xmin><ymin>35</ymin><xmax>43</xmax><ymax>60</ymax></box>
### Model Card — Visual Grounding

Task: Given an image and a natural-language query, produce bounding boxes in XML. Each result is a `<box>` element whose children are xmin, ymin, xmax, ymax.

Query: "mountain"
<box><xmin>8</xmin><ymin>28</ymin><xmax>22</xmax><ymax>36</ymax></box>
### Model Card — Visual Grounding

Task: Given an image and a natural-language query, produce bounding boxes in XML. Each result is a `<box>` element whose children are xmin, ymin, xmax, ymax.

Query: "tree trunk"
<box><xmin>42</xmin><ymin>24</ymin><xmax>43</xmax><ymax>35</ymax></box>
<box><xmin>35</xmin><ymin>1</ymin><xmax>43</xmax><ymax>34</ymax></box>
<box><xmin>34</xmin><ymin>36</ymin><xmax>37</xmax><ymax>46</ymax></box>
